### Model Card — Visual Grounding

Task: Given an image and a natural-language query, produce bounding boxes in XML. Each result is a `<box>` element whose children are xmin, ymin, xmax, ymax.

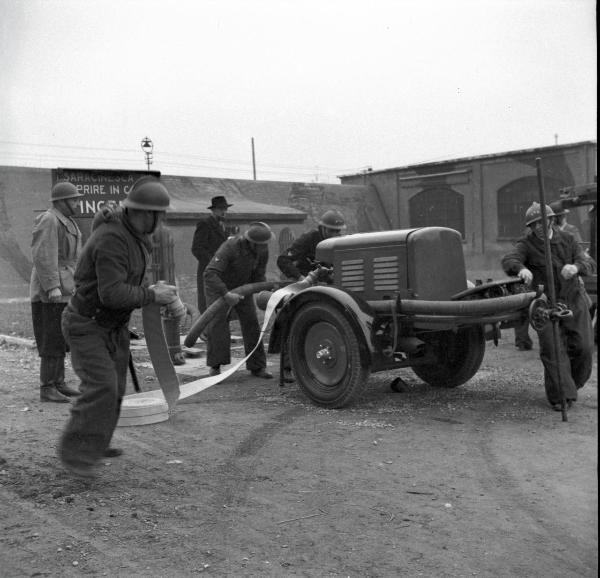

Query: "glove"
<box><xmin>224</xmin><ymin>292</ymin><xmax>243</xmax><ymax>306</ymax></box>
<box><xmin>150</xmin><ymin>282</ymin><xmax>178</xmax><ymax>305</ymax></box>
<box><xmin>518</xmin><ymin>268</ymin><xmax>533</xmax><ymax>285</ymax></box>
<box><xmin>561</xmin><ymin>264</ymin><xmax>578</xmax><ymax>280</ymax></box>
<box><xmin>48</xmin><ymin>287</ymin><xmax>62</xmax><ymax>302</ymax></box>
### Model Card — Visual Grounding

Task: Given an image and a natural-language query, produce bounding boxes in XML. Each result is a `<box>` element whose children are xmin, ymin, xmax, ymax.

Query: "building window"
<box><xmin>497</xmin><ymin>176</ymin><xmax>565</xmax><ymax>239</ymax></box>
<box><xmin>409</xmin><ymin>187</ymin><xmax>465</xmax><ymax>237</ymax></box>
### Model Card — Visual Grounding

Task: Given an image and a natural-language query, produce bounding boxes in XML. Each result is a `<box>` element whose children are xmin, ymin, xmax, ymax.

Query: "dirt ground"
<box><xmin>0</xmin><ymin>333</ymin><xmax>597</xmax><ymax>578</ymax></box>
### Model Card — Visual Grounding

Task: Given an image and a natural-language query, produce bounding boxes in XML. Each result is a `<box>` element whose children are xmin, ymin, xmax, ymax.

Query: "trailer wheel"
<box><xmin>288</xmin><ymin>302</ymin><xmax>369</xmax><ymax>408</ymax></box>
<box><xmin>411</xmin><ymin>326</ymin><xmax>485</xmax><ymax>388</ymax></box>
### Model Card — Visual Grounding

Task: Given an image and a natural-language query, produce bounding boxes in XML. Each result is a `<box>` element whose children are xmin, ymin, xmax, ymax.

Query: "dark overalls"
<box><xmin>204</xmin><ymin>237</ymin><xmax>268</xmax><ymax>372</ymax></box>
<box><xmin>191</xmin><ymin>215</ymin><xmax>228</xmax><ymax>312</ymax></box>
<box><xmin>59</xmin><ymin>212</ymin><xmax>155</xmax><ymax>469</ymax></box>
<box><xmin>276</xmin><ymin>229</ymin><xmax>324</xmax><ymax>280</ymax></box>
<box><xmin>502</xmin><ymin>228</ymin><xmax>594</xmax><ymax>405</ymax></box>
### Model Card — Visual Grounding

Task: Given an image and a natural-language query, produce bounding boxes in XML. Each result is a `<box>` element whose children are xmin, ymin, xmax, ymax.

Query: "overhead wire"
<box><xmin>0</xmin><ymin>139</ymin><xmax>360</xmax><ymax>178</ymax></box>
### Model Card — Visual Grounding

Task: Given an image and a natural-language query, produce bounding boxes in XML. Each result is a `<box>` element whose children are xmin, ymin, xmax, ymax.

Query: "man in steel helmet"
<box><xmin>203</xmin><ymin>221</ymin><xmax>275</xmax><ymax>379</ymax></box>
<box><xmin>277</xmin><ymin>209</ymin><xmax>346</xmax><ymax>281</ymax></box>
<box><xmin>30</xmin><ymin>181</ymin><xmax>84</xmax><ymax>402</ymax></box>
<box><xmin>58</xmin><ymin>176</ymin><xmax>178</xmax><ymax>477</ymax></box>
<box><xmin>550</xmin><ymin>200</ymin><xmax>584</xmax><ymax>244</ymax></box>
<box><xmin>276</xmin><ymin>209</ymin><xmax>346</xmax><ymax>382</ymax></box>
<box><xmin>502</xmin><ymin>202</ymin><xmax>594</xmax><ymax>411</ymax></box>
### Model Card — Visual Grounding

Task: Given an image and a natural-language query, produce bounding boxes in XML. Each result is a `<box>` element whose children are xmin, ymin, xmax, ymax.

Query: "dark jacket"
<box><xmin>277</xmin><ymin>229</ymin><xmax>325</xmax><ymax>280</ymax></box>
<box><xmin>70</xmin><ymin>210</ymin><xmax>155</xmax><ymax>327</ymax></box>
<box><xmin>191</xmin><ymin>215</ymin><xmax>228</xmax><ymax>272</ymax></box>
<box><xmin>204</xmin><ymin>237</ymin><xmax>267</xmax><ymax>297</ymax></box>
<box><xmin>501</xmin><ymin>227</ymin><xmax>593</xmax><ymax>302</ymax></box>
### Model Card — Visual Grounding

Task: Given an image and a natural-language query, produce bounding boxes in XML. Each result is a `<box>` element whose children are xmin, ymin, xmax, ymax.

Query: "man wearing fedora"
<box><xmin>191</xmin><ymin>195</ymin><xmax>233</xmax><ymax>312</ymax></box>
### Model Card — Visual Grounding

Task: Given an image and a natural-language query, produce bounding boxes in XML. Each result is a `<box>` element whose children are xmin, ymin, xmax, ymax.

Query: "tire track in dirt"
<box><xmin>468</xmin><ymin>404</ymin><xmax>595</xmax><ymax>576</ymax></box>
<box><xmin>210</xmin><ymin>406</ymin><xmax>305</xmax><ymax>507</ymax></box>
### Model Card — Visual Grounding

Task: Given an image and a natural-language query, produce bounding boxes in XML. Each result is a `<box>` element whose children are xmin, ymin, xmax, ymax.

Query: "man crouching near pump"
<box><xmin>276</xmin><ymin>209</ymin><xmax>346</xmax><ymax>383</ymax></box>
<box><xmin>58</xmin><ymin>176</ymin><xmax>178</xmax><ymax>478</ymax></box>
<box><xmin>501</xmin><ymin>202</ymin><xmax>594</xmax><ymax>412</ymax></box>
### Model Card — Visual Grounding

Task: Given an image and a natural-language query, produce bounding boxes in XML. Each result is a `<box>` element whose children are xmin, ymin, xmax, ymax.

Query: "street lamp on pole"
<box><xmin>141</xmin><ymin>137</ymin><xmax>154</xmax><ymax>171</ymax></box>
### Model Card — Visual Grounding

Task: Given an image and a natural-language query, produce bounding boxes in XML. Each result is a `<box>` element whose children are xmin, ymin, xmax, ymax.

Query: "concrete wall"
<box><xmin>0</xmin><ymin>166</ymin><xmax>386</xmax><ymax>300</ymax></box>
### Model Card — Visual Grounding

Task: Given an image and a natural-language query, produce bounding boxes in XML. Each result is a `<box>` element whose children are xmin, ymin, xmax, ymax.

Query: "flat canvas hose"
<box><xmin>117</xmin><ymin>280</ymin><xmax>303</xmax><ymax>426</ymax></box>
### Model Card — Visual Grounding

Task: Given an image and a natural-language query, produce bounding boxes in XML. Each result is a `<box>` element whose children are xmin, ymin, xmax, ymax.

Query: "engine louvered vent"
<box><xmin>340</xmin><ymin>258</ymin><xmax>364</xmax><ymax>292</ymax></box>
<box><xmin>373</xmin><ymin>255</ymin><xmax>399</xmax><ymax>291</ymax></box>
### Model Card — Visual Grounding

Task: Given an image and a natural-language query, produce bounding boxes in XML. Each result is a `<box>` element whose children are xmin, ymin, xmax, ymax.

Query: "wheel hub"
<box><xmin>315</xmin><ymin>343</ymin><xmax>335</xmax><ymax>363</ymax></box>
<box><xmin>304</xmin><ymin>322</ymin><xmax>347</xmax><ymax>385</ymax></box>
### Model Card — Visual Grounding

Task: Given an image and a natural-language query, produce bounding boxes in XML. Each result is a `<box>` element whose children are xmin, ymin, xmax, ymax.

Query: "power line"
<box><xmin>0</xmin><ymin>139</ymin><xmax>360</xmax><ymax>175</ymax></box>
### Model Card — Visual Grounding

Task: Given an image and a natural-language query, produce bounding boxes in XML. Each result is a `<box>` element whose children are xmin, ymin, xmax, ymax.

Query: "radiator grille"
<box><xmin>340</xmin><ymin>258</ymin><xmax>364</xmax><ymax>291</ymax></box>
<box><xmin>373</xmin><ymin>255</ymin><xmax>399</xmax><ymax>291</ymax></box>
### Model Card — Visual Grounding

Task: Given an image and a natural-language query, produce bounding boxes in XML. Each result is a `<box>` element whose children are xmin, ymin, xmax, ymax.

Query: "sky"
<box><xmin>0</xmin><ymin>0</ymin><xmax>596</xmax><ymax>183</ymax></box>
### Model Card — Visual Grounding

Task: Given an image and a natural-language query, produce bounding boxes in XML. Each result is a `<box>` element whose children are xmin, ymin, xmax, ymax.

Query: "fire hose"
<box><xmin>183</xmin><ymin>281</ymin><xmax>293</xmax><ymax>348</ymax></box>
<box><xmin>118</xmin><ymin>273</ymin><xmax>325</xmax><ymax>426</ymax></box>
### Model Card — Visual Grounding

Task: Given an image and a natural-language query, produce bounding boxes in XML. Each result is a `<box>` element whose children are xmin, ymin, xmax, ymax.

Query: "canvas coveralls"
<box><xmin>59</xmin><ymin>210</ymin><xmax>156</xmax><ymax>469</ymax></box>
<box><xmin>191</xmin><ymin>214</ymin><xmax>228</xmax><ymax>312</ymax></box>
<box><xmin>502</xmin><ymin>228</ymin><xmax>594</xmax><ymax>405</ymax></box>
<box><xmin>29</xmin><ymin>206</ymin><xmax>82</xmax><ymax>390</ymax></box>
<box><xmin>277</xmin><ymin>229</ymin><xmax>326</xmax><ymax>280</ymax></box>
<box><xmin>203</xmin><ymin>236</ymin><xmax>268</xmax><ymax>372</ymax></box>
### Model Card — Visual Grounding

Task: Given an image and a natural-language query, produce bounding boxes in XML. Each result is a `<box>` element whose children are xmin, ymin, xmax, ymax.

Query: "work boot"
<box><xmin>282</xmin><ymin>369</ymin><xmax>295</xmax><ymax>383</ymax></box>
<box><xmin>251</xmin><ymin>369</ymin><xmax>273</xmax><ymax>379</ymax></box>
<box><xmin>40</xmin><ymin>385</ymin><xmax>70</xmax><ymax>403</ymax></box>
<box><xmin>209</xmin><ymin>365</ymin><xmax>221</xmax><ymax>376</ymax></box>
<box><xmin>56</xmin><ymin>382</ymin><xmax>80</xmax><ymax>397</ymax></box>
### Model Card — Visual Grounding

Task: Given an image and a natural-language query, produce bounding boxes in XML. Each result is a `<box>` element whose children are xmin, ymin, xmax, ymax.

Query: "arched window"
<box><xmin>409</xmin><ymin>187</ymin><xmax>464</xmax><ymax>237</ymax></box>
<box><xmin>497</xmin><ymin>176</ymin><xmax>565</xmax><ymax>239</ymax></box>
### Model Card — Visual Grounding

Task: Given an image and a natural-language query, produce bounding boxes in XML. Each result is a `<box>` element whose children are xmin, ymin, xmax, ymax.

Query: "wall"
<box><xmin>340</xmin><ymin>141</ymin><xmax>597</xmax><ymax>276</ymax></box>
<box><xmin>0</xmin><ymin>166</ymin><xmax>386</xmax><ymax>299</ymax></box>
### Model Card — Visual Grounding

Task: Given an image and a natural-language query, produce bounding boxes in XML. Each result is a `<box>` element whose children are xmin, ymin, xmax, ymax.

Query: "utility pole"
<box><xmin>554</xmin><ymin>133</ymin><xmax>558</xmax><ymax>145</ymax></box>
<box><xmin>251</xmin><ymin>137</ymin><xmax>256</xmax><ymax>180</ymax></box>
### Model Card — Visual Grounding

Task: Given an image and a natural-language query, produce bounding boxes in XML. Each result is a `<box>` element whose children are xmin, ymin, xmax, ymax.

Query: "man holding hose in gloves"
<box><xmin>203</xmin><ymin>221</ymin><xmax>275</xmax><ymax>379</ymax></box>
<box><xmin>501</xmin><ymin>202</ymin><xmax>594</xmax><ymax>411</ymax></box>
<box><xmin>58</xmin><ymin>176</ymin><xmax>179</xmax><ymax>477</ymax></box>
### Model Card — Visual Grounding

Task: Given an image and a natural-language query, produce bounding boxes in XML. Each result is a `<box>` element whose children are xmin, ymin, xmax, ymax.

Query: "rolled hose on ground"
<box><xmin>368</xmin><ymin>291</ymin><xmax>537</xmax><ymax>316</ymax></box>
<box><xmin>183</xmin><ymin>281</ymin><xmax>292</xmax><ymax>348</ymax></box>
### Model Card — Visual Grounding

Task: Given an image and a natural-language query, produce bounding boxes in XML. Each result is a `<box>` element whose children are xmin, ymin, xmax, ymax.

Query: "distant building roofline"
<box><xmin>337</xmin><ymin>140</ymin><xmax>597</xmax><ymax>179</ymax></box>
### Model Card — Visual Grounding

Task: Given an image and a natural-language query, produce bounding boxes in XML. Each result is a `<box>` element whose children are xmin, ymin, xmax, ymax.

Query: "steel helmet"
<box><xmin>244</xmin><ymin>221</ymin><xmax>274</xmax><ymax>244</ymax></box>
<box><xmin>549</xmin><ymin>200</ymin><xmax>568</xmax><ymax>216</ymax></box>
<box><xmin>525</xmin><ymin>202</ymin><xmax>555</xmax><ymax>226</ymax></box>
<box><xmin>51</xmin><ymin>181</ymin><xmax>83</xmax><ymax>202</ymax></box>
<box><xmin>123</xmin><ymin>176</ymin><xmax>170</xmax><ymax>211</ymax></box>
<box><xmin>318</xmin><ymin>209</ymin><xmax>346</xmax><ymax>231</ymax></box>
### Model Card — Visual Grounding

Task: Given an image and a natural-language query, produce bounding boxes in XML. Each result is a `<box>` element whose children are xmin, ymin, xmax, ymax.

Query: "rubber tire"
<box><xmin>289</xmin><ymin>302</ymin><xmax>370</xmax><ymax>408</ymax></box>
<box><xmin>411</xmin><ymin>326</ymin><xmax>485</xmax><ymax>388</ymax></box>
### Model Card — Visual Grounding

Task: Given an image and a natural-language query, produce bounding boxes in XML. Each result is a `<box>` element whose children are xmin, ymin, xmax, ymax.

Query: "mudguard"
<box><xmin>268</xmin><ymin>285</ymin><xmax>376</xmax><ymax>367</ymax></box>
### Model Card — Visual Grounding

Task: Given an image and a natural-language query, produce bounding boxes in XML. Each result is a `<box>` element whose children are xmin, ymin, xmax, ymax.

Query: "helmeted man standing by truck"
<box><xmin>30</xmin><ymin>181</ymin><xmax>83</xmax><ymax>403</ymax></box>
<box><xmin>204</xmin><ymin>221</ymin><xmax>274</xmax><ymax>379</ymax></box>
<box><xmin>501</xmin><ymin>202</ymin><xmax>594</xmax><ymax>411</ymax></box>
<box><xmin>58</xmin><ymin>176</ymin><xmax>178</xmax><ymax>477</ymax></box>
<box><xmin>277</xmin><ymin>209</ymin><xmax>346</xmax><ymax>281</ymax></box>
